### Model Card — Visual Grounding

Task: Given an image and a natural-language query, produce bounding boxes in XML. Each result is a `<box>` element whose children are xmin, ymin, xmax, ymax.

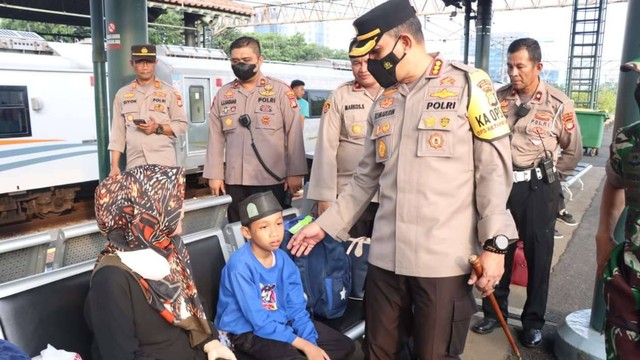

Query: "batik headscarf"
<box><xmin>93</xmin><ymin>164</ymin><xmax>211</xmax><ymax>346</ymax></box>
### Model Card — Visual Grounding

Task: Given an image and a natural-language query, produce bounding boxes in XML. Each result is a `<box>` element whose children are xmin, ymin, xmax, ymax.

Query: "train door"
<box><xmin>183</xmin><ymin>77</ymin><xmax>211</xmax><ymax>173</ymax></box>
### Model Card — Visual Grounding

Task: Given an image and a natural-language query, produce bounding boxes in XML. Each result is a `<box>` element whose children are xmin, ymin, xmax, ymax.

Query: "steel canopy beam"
<box><xmin>247</xmin><ymin>0</ymin><xmax>626</xmax><ymax>25</ymax></box>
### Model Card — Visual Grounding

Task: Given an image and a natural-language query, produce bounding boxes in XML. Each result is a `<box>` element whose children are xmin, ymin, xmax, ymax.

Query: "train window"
<box><xmin>304</xmin><ymin>90</ymin><xmax>331</xmax><ymax>117</ymax></box>
<box><xmin>0</xmin><ymin>86</ymin><xmax>31</xmax><ymax>138</ymax></box>
<box><xmin>189</xmin><ymin>85</ymin><xmax>206</xmax><ymax>123</ymax></box>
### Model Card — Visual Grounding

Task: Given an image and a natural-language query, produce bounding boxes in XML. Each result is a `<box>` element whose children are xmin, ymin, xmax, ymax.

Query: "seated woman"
<box><xmin>85</xmin><ymin>165</ymin><xmax>236</xmax><ymax>360</ymax></box>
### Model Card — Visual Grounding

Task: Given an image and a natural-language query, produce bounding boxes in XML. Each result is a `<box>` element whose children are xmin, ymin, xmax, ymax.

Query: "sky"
<box><xmin>241</xmin><ymin>1</ymin><xmax>629</xmax><ymax>84</ymax></box>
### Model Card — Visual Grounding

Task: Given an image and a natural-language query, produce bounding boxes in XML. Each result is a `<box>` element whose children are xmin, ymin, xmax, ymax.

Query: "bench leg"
<box><xmin>563</xmin><ymin>186</ymin><xmax>574</xmax><ymax>201</ymax></box>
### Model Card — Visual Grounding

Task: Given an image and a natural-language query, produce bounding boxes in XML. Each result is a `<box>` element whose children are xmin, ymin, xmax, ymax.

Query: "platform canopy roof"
<box><xmin>0</xmin><ymin>0</ymin><xmax>254</xmax><ymax>27</ymax></box>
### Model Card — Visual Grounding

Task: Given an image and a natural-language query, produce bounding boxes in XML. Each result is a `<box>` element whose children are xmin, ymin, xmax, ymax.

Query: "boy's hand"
<box><xmin>303</xmin><ymin>346</ymin><xmax>330</xmax><ymax>360</ymax></box>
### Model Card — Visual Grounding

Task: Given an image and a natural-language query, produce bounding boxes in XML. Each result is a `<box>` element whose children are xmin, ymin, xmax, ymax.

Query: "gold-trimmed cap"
<box><xmin>621</xmin><ymin>57</ymin><xmax>640</xmax><ymax>74</ymax></box>
<box><xmin>131</xmin><ymin>44</ymin><xmax>157</xmax><ymax>62</ymax></box>
<box><xmin>349</xmin><ymin>0</ymin><xmax>416</xmax><ymax>58</ymax></box>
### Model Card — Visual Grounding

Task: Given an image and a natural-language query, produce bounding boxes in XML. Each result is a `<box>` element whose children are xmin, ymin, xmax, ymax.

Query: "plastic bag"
<box><xmin>31</xmin><ymin>344</ymin><xmax>82</xmax><ymax>360</ymax></box>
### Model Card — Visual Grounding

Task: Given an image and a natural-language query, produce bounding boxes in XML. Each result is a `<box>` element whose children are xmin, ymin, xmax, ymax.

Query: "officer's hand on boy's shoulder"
<box><xmin>288</xmin><ymin>222</ymin><xmax>325</xmax><ymax>257</ymax></box>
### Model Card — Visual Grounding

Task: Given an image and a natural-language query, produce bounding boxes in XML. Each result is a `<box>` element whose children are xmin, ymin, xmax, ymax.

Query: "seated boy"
<box><xmin>216</xmin><ymin>191</ymin><xmax>355</xmax><ymax>360</ymax></box>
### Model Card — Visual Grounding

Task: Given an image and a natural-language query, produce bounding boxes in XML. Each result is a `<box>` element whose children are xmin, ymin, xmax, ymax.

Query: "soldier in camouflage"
<box><xmin>596</xmin><ymin>57</ymin><xmax>640</xmax><ymax>359</ymax></box>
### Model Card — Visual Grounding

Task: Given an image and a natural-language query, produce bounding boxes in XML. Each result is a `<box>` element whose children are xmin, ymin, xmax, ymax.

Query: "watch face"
<box><xmin>495</xmin><ymin>235</ymin><xmax>509</xmax><ymax>250</ymax></box>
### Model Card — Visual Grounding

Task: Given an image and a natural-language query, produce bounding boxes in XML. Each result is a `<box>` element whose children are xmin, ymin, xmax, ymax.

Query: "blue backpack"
<box><xmin>281</xmin><ymin>215</ymin><xmax>351</xmax><ymax>319</ymax></box>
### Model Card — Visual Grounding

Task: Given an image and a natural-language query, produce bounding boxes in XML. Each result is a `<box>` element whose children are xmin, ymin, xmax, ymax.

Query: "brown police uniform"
<box><xmin>307</xmin><ymin>80</ymin><xmax>381</xmax><ymax>203</ymax></box>
<box><xmin>481</xmin><ymin>80</ymin><xmax>582</xmax><ymax>332</ymax></box>
<box><xmin>317</xmin><ymin>56</ymin><xmax>519</xmax><ymax>359</ymax></box>
<box><xmin>203</xmin><ymin>74</ymin><xmax>307</xmax><ymax>221</ymax></box>
<box><xmin>108</xmin><ymin>78</ymin><xmax>188</xmax><ymax>169</ymax></box>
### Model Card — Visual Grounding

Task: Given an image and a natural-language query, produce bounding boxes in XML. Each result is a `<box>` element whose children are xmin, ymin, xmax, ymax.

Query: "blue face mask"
<box><xmin>366</xmin><ymin>37</ymin><xmax>406</xmax><ymax>88</ymax></box>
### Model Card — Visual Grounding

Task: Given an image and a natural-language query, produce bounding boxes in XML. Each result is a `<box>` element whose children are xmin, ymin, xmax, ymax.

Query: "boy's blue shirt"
<box><xmin>215</xmin><ymin>242</ymin><xmax>318</xmax><ymax>345</ymax></box>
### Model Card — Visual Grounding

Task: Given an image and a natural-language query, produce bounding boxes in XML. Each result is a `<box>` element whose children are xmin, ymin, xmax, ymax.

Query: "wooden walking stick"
<box><xmin>469</xmin><ymin>255</ymin><xmax>522</xmax><ymax>360</ymax></box>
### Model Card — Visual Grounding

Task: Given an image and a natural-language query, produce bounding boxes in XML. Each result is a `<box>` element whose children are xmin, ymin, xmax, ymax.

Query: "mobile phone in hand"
<box><xmin>133</xmin><ymin>119</ymin><xmax>146</xmax><ymax>125</ymax></box>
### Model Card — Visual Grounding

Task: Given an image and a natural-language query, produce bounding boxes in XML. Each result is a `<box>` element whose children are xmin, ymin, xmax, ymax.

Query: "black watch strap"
<box><xmin>483</xmin><ymin>240</ymin><xmax>507</xmax><ymax>255</ymax></box>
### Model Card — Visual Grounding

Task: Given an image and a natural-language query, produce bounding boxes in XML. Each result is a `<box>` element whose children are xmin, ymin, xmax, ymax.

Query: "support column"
<box><xmin>90</xmin><ymin>0</ymin><xmax>110</xmax><ymax>181</ymax></box>
<box><xmin>474</xmin><ymin>0</ymin><xmax>492</xmax><ymax>72</ymax></box>
<box><xmin>104</xmin><ymin>0</ymin><xmax>148</xmax><ymax>169</ymax></box>
<box><xmin>184</xmin><ymin>12</ymin><xmax>197</xmax><ymax>47</ymax></box>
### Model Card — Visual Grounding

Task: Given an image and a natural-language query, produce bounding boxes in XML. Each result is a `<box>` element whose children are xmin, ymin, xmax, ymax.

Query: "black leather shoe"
<box><xmin>521</xmin><ymin>328</ymin><xmax>542</xmax><ymax>347</ymax></box>
<box><xmin>471</xmin><ymin>318</ymin><xmax>499</xmax><ymax>334</ymax></box>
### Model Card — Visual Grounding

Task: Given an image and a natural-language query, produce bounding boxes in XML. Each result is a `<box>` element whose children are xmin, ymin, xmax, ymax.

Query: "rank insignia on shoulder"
<box><xmin>154</xmin><ymin>80</ymin><xmax>161</xmax><ymax>89</ymax></box>
<box><xmin>259</xmin><ymin>78</ymin><xmax>267</xmax><ymax>86</ymax></box>
<box><xmin>429</xmin><ymin>59</ymin><xmax>443</xmax><ymax>76</ymax></box>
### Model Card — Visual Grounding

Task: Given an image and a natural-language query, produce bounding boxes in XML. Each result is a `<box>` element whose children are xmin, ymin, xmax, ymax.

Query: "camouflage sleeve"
<box><xmin>606</xmin><ymin>126</ymin><xmax>628</xmax><ymax>189</ymax></box>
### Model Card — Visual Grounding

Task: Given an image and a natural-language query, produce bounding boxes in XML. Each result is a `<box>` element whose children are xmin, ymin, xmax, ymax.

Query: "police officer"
<box><xmin>203</xmin><ymin>36</ymin><xmax>307</xmax><ymax>223</ymax></box>
<box><xmin>289</xmin><ymin>0</ymin><xmax>518</xmax><ymax>358</ymax></box>
<box><xmin>595</xmin><ymin>58</ymin><xmax>640</xmax><ymax>359</ymax></box>
<box><xmin>307</xmin><ymin>39</ymin><xmax>382</xmax><ymax>231</ymax></box>
<box><xmin>473</xmin><ymin>38</ymin><xmax>582</xmax><ymax>348</ymax></box>
<box><xmin>108</xmin><ymin>44</ymin><xmax>188</xmax><ymax>176</ymax></box>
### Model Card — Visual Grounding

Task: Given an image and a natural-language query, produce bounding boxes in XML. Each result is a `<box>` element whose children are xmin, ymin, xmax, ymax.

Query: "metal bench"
<box><xmin>561</xmin><ymin>162</ymin><xmax>593</xmax><ymax>201</ymax></box>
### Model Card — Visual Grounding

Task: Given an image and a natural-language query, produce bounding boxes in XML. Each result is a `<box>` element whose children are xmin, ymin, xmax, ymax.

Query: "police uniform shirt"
<box><xmin>498</xmin><ymin>81</ymin><xmax>582</xmax><ymax>175</ymax></box>
<box><xmin>108</xmin><ymin>79</ymin><xmax>188</xmax><ymax>169</ymax></box>
<box><xmin>307</xmin><ymin>81</ymin><xmax>382</xmax><ymax>203</ymax></box>
<box><xmin>316</xmin><ymin>56</ymin><xmax>518</xmax><ymax>277</ymax></box>
<box><xmin>203</xmin><ymin>75</ymin><xmax>307</xmax><ymax>185</ymax></box>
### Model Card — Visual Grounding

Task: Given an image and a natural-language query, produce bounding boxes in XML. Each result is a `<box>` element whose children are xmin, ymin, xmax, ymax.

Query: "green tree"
<box><xmin>213</xmin><ymin>28</ymin><xmax>243</xmax><ymax>54</ymax></box>
<box><xmin>596</xmin><ymin>83</ymin><xmax>617</xmax><ymax>115</ymax></box>
<box><xmin>148</xmin><ymin>10</ymin><xmax>184</xmax><ymax>46</ymax></box>
<box><xmin>0</xmin><ymin>19</ymin><xmax>89</xmax><ymax>42</ymax></box>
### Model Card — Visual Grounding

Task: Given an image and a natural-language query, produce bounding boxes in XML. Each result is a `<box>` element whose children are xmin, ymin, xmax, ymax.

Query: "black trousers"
<box><xmin>230</xmin><ymin>320</ymin><xmax>355</xmax><ymax>360</ymax></box>
<box><xmin>349</xmin><ymin>202</ymin><xmax>379</xmax><ymax>238</ymax></box>
<box><xmin>482</xmin><ymin>174</ymin><xmax>560</xmax><ymax>330</ymax></box>
<box><xmin>365</xmin><ymin>265</ymin><xmax>476</xmax><ymax>360</ymax></box>
<box><xmin>226</xmin><ymin>184</ymin><xmax>290</xmax><ymax>223</ymax></box>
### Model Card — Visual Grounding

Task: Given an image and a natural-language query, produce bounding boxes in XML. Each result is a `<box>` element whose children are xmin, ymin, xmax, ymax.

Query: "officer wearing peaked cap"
<box><xmin>595</xmin><ymin>57</ymin><xmax>640</xmax><ymax>359</ymax></box>
<box><xmin>108</xmin><ymin>44</ymin><xmax>188</xmax><ymax>176</ymax></box>
<box><xmin>289</xmin><ymin>0</ymin><xmax>518</xmax><ymax>358</ymax></box>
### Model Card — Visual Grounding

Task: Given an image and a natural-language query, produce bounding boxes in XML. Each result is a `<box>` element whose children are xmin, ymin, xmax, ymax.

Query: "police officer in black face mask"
<box><xmin>203</xmin><ymin>36</ymin><xmax>307</xmax><ymax>223</ymax></box>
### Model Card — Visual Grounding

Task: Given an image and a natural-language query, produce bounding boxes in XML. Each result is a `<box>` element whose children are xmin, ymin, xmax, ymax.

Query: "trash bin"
<box><xmin>575</xmin><ymin>109</ymin><xmax>608</xmax><ymax>156</ymax></box>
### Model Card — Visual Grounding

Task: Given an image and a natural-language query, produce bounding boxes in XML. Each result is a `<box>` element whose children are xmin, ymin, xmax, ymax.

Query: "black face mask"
<box><xmin>367</xmin><ymin>37</ymin><xmax>406</xmax><ymax>88</ymax></box>
<box><xmin>635</xmin><ymin>82</ymin><xmax>640</xmax><ymax>111</ymax></box>
<box><xmin>231</xmin><ymin>62</ymin><xmax>257</xmax><ymax>81</ymax></box>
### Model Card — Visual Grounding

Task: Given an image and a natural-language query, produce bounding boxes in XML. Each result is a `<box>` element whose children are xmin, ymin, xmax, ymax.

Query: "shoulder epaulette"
<box><xmin>450</xmin><ymin>61</ymin><xmax>476</xmax><ymax>73</ymax></box>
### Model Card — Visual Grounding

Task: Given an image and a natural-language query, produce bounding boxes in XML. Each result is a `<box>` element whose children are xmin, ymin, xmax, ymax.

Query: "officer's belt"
<box><xmin>513</xmin><ymin>167</ymin><xmax>543</xmax><ymax>183</ymax></box>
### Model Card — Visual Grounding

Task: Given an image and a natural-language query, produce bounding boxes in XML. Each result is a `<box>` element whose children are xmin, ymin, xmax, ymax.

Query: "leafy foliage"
<box><xmin>214</xmin><ymin>28</ymin><xmax>348</xmax><ymax>61</ymax></box>
<box><xmin>148</xmin><ymin>11</ymin><xmax>184</xmax><ymax>46</ymax></box>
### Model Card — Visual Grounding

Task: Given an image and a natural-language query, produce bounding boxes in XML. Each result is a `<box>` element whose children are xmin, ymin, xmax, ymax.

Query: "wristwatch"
<box><xmin>155</xmin><ymin>124</ymin><xmax>164</xmax><ymax>135</ymax></box>
<box><xmin>483</xmin><ymin>234</ymin><xmax>509</xmax><ymax>255</ymax></box>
